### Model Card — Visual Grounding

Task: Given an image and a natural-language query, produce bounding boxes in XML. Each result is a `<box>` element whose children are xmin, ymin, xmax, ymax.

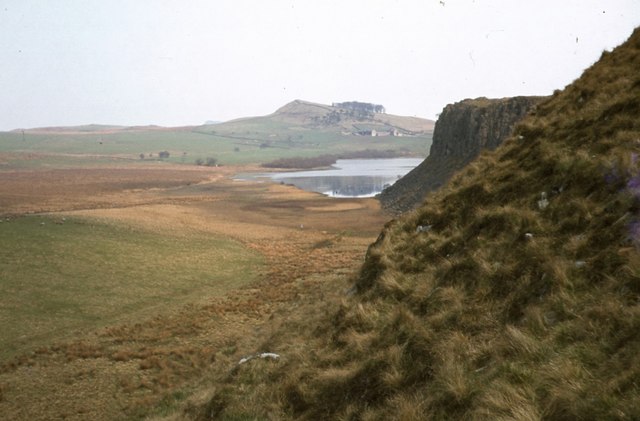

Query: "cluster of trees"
<box><xmin>139</xmin><ymin>151</ymin><xmax>171</xmax><ymax>160</ymax></box>
<box><xmin>195</xmin><ymin>157</ymin><xmax>218</xmax><ymax>166</ymax></box>
<box><xmin>333</xmin><ymin>101</ymin><xmax>386</xmax><ymax>116</ymax></box>
<box><xmin>136</xmin><ymin>151</ymin><xmax>219</xmax><ymax>167</ymax></box>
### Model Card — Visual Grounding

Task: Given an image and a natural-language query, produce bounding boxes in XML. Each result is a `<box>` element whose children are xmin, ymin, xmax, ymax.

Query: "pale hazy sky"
<box><xmin>1</xmin><ymin>1</ymin><xmax>638</xmax><ymax>130</ymax></box>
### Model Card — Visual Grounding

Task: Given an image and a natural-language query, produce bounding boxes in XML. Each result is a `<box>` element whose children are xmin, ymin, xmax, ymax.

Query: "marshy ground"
<box><xmin>0</xmin><ymin>163</ymin><xmax>388</xmax><ymax>420</ymax></box>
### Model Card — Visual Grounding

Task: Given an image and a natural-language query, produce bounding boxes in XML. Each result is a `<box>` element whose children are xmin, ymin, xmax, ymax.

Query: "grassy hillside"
<box><xmin>174</xmin><ymin>28</ymin><xmax>640</xmax><ymax>420</ymax></box>
<box><xmin>264</xmin><ymin>99</ymin><xmax>435</xmax><ymax>134</ymax></box>
<box><xmin>193</xmin><ymin>100</ymin><xmax>433</xmax><ymax>165</ymax></box>
<box><xmin>0</xmin><ymin>101</ymin><xmax>433</xmax><ymax>169</ymax></box>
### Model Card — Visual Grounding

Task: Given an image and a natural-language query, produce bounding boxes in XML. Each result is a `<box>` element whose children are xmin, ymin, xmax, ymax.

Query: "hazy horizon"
<box><xmin>1</xmin><ymin>0</ymin><xmax>639</xmax><ymax>131</ymax></box>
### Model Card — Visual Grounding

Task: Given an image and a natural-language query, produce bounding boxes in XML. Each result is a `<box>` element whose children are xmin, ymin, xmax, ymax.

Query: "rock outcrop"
<box><xmin>270</xmin><ymin>99</ymin><xmax>435</xmax><ymax>133</ymax></box>
<box><xmin>379</xmin><ymin>96</ymin><xmax>544</xmax><ymax>212</ymax></box>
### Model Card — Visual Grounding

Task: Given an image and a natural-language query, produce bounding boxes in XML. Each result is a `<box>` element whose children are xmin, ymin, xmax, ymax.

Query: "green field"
<box><xmin>0</xmin><ymin>215</ymin><xmax>262</xmax><ymax>359</ymax></box>
<box><xmin>0</xmin><ymin>120</ymin><xmax>431</xmax><ymax>169</ymax></box>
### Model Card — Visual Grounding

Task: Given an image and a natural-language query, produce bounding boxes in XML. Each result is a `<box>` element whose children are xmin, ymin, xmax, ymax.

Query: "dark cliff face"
<box><xmin>379</xmin><ymin>96</ymin><xmax>545</xmax><ymax>213</ymax></box>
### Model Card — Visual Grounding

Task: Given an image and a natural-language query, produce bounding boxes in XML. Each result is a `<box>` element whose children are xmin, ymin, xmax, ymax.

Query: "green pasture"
<box><xmin>0</xmin><ymin>215</ymin><xmax>262</xmax><ymax>359</ymax></box>
<box><xmin>0</xmin><ymin>122</ymin><xmax>431</xmax><ymax>168</ymax></box>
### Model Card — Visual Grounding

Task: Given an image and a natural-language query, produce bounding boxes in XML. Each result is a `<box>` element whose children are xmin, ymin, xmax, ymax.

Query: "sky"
<box><xmin>0</xmin><ymin>1</ymin><xmax>639</xmax><ymax>131</ymax></box>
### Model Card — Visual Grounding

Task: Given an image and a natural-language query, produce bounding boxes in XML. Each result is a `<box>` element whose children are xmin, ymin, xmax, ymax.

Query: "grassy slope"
<box><xmin>183</xmin><ymin>28</ymin><xmax>640</xmax><ymax>420</ymax></box>
<box><xmin>0</xmin><ymin>215</ymin><xmax>262</xmax><ymax>359</ymax></box>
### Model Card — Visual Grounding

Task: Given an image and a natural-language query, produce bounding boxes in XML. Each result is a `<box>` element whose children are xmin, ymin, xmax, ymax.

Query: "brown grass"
<box><xmin>0</xmin><ymin>161</ymin><xmax>389</xmax><ymax>420</ymax></box>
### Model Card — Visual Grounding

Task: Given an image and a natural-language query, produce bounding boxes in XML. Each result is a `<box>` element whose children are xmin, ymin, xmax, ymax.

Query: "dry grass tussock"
<box><xmin>165</xmin><ymin>28</ymin><xmax>640</xmax><ymax>420</ymax></box>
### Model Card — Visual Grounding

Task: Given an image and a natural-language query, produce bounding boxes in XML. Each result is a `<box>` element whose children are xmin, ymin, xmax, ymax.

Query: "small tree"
<box><xmin>139</xmin><ymin>153</ymin><xmax>145</xmax><ymax>160</ymax></box>
<box><xmin>195</xmin><ymin>158</ymin><xmax>204</xmax><ymax>166</ymax></box>
<box><xmin>158</xmin><ymin>151</ymin><xmax>170</xmax><ymax>159</ymax></box>
<box><xmin>206</xmin><ymin>157</ymin><xmax>218</xmax><ymax>167</ymax></box>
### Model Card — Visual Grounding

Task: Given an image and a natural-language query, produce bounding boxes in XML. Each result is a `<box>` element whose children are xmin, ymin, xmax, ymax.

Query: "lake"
<box><xmin>237</xmin><ymin>157</ymin><xmax>424</xmax><ymax>198</ymax></box>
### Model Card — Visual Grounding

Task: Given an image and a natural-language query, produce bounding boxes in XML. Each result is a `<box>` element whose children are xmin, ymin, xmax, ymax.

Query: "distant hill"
<box><xmin>17</xmin><ymin>124</ymin><xmax>193</xmax><ymax>135</ymax></box>
<box><xmin>17</xmin><ymin>124</ymin><xmax>126</xmax><ymax>133</ymax></box>
<box><xmin>379</xmin><ymin>96</ymin><xmax>543</xmax><ymax>212</ymax></box>
<box><xmin>191</xmin><ymin>100</ymin><xmax>434</xmax><ymax>166</ymax></box>
<box><xmin>185</xmin><ymin>27</ymin><xmax>640</xmax><ymax>419</ymax></box>
<box><xmin>268</xmin><ymin>99</ymin><xmax>435</xmax><ymax>134</ymax></box>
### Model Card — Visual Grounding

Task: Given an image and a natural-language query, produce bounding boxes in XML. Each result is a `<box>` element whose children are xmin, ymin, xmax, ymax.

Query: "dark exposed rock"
<box><xmin>379</xmin><ymin>96</ymin><xmax>545</xmax><ymax>213</ymax></box>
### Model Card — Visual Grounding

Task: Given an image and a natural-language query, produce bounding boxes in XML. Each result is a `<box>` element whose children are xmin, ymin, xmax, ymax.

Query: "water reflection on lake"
<box><xmin>239</xmin><ymin>158</ymin><xmax>424</xmax><ymax>198</ymax></box>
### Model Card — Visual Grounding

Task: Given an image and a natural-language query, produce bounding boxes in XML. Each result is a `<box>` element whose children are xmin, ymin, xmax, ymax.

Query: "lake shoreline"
<box><xmin>236</xmin><ymin>157</ymin><xmax>425</xmax><ymax>198</ymax></box>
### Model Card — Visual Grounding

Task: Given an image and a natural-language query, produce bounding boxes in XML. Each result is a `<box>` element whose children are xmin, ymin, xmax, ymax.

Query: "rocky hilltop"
<box><xmin>271</xmin><ymin>99</ymin><xmax>435</xmax><ymax>135</ymax></box>
<box><xmin>379</xmin><ymin>96</ymin><xmax>544</xmax><ymax>212</ymax></box>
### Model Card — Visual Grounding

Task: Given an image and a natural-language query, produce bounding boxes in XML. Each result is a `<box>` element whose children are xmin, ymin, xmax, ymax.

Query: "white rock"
<box><xmin>238</xmin><ymin>352</ymin><xmax>281</xmax><ymax>365</ymax></box>
<box><xmin>416</xmin><ymin>225</ymin><xmax>432</xmax><ymax>233</ymax></box>
<box><xmin>259</xmin><ymin>352</ymin><xmax>280</xmax><ymax>360</ymax></box>
<box><xmin>537</xmin><ymin>192</ymin><xmax>549</xmax><ymax>210</ymax></box>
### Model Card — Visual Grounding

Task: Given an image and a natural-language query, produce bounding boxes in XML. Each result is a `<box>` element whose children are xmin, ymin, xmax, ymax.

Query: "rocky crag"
<box><xmin>379</xmin><ymin>96</ymin><xmax>544</xmax><ymax>212</ymax></box>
